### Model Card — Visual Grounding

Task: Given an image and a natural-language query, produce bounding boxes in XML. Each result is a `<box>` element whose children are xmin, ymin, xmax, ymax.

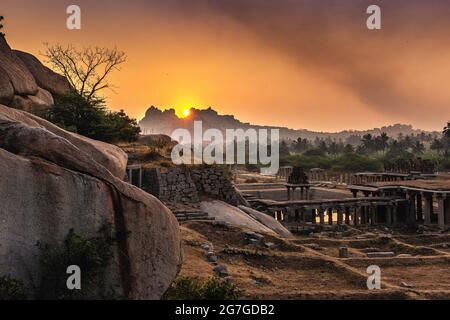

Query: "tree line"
<box><xmin>282</xmin><ymin>126</ymin><xmax>450</xmax><ymax>159</ymax></box>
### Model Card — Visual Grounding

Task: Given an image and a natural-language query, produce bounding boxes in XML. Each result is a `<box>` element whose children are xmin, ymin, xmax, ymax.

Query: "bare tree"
<box><xmin>43</xmin><ymin>43</ymin><xmax>126</xmax><ymax>100</ymax></box>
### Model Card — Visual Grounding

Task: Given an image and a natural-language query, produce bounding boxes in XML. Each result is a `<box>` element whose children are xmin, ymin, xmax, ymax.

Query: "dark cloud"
<box><xmin>157</xmin><ymin>0</ymin><xmax>450</xmax><ymax>119</ymax></box>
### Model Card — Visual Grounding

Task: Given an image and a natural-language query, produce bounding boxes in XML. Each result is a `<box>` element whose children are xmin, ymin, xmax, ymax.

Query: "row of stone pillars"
<box><xmin>406</xmin><ymin>191</ymin><xmax>450</xmax><ymax>229</ymax></box>
<box><xmin>352</xmin><ymin>174</ymin><xmax>405</xmax><ymax>185</ymax></box>
<box><xmin>286</xmin><ymin>186</ymin><xmax>311</xmax><ymax>201</ymax></box>
<box><xmin>286</xmin><ymin>204</ymin><xmax>395</xmax><ymax>226</ymax></box>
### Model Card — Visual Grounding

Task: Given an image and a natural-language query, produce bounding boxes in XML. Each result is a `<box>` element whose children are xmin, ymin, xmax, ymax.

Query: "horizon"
<box><xmin>143</xmin><ymin>105</ymin><xmax>442</xmax><ymax>134</ymax></box>
<box><xmin>3</xmin><ymin>0</ymin><xmax>450</xmax><ymax>131</ymax></box>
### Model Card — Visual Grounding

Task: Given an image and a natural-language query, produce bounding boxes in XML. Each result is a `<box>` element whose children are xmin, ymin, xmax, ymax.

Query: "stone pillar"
<box><xmin>287</xmin><ymin>187</ymin><xmax>291</xmax><ymax>201</ymax></box>
<box><xmin>385</xmin><ymin>206</ymin><xmax>392</xmax><ymax>225</ymax></box>
<box><xmin>369</xmin><ymin>206</ymin><xmax>376</xmax><ymax>225</ymax></box>
<box><xmin>328</xmin><ymin>208</ymin><xmax>333</xmax><ymax>225</ymax></box>
<box><xmin>345</xmin><ymin>207</ymin><xmax>351</xmax><ymax>225</ymax></box>
<box><xmin>301</xmin><ymin>207</ymin><xmax>307</xmax><ymax>222</ymax></box>
<box><xmin>406</xmin><ymin>192</ymin><xmax>417</xmax><ymax>223</ymax></box>
<box><xmin>337</xmin><ymin>208</ymin><xmax>343</xmax><ymax>225</ymax></box>
<box><xmin>423</xmin><ymin>193</ymin><xmax>432</xmax><ymax>226</ymax></box>
<box><xmin>392</xmin><ymin>205</ymin><xmax>398</xmax><ymax>224</ymax></box>
<box><xmin>360</xmin><ymin>206</ymin><xmax>366</xmax><ymax>224</ymax></box>
<box><xmin>353</xmin><ymin>207</ymin><xmax>359</xmax><ymax>226</ymax></box>
<box><xmin>437</xmin><ymin>195</ymin><xmax>445</xmax><ymax>229</ymax></box>
<box><xmin>445</xmin><ymin>198</ymin><xmax>450</xmax><ymax>226</ymax></box>
<box><xmin>318</xmin><ymin>208</ymin><xmax>325</xmax><ymax>225</ymax></box>
<box><xmin>311</xmin><ymin>208</ymin><xmax>317</xmax><ymax>224</ymax></box>
<box><xmin>364</xmin><ymin>206</ymin><xmax>371</xmax><ymax>224</ymax></box>
<box><xmin>416</xmin><ymin>194</ymin><xmax>423</xmax><ymax>221</ymax></box>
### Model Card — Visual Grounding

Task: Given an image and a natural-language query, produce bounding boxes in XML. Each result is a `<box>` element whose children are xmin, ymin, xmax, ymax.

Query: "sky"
<box><xmin>2</xmin><ymin>0</ymin><xmax>450</xmax><ymax>132</ymax></box>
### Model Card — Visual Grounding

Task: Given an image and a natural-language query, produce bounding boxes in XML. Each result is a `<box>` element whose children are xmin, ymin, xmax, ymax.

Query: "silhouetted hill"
<box><xmin>139</xmin><ymin>106</ymin><xmax>439</xmax><ymax>142</ymax></box>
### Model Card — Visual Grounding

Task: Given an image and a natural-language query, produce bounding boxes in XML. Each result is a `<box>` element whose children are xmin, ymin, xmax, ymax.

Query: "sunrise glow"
<box><xmin>182</xmin><ymin>108</ymin><xmax>191</xmax><ymax>118</ymax></box>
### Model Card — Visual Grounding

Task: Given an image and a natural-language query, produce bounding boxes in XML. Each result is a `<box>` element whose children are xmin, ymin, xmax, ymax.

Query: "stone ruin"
<box><xmin>140</xmin><ymin>165</ymin><xmax>242</xmax><ymax>206</ymax></box>
<box><xmin>288</xmin><ymin>167</ymin><xmax>309</xmax><ymax>184</ymax></box>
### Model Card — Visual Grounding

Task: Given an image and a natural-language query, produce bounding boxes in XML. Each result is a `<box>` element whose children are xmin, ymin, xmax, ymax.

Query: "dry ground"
<box><xmin>178</xmin><ymin>221</ymin><xmax>450</xmax><ymax>300</ymax></box>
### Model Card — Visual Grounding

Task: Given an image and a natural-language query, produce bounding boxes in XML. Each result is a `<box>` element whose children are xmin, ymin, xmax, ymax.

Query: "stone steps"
<box><xmin>173</xmin><ymin>211</ymin><xmax>215</xmax><ymax>222</ymax></box>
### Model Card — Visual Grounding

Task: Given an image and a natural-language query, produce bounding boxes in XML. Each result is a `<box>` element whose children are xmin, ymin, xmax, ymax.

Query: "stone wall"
<box><xmin>143</xmin><ymin>166</ymin><xmax>241</xmax><ymax>205</ymax></box>
<box><xmin>191</xmin><ymin>167</ymin><xmax>240</xmax><ymax>205</ymax></box>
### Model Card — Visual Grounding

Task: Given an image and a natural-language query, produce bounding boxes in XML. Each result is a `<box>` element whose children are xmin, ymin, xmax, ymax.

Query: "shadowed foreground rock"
<box><xmin>0</xmin><ymin>105</ymin><xmax>182</xmax><ymax>299</ymax></box>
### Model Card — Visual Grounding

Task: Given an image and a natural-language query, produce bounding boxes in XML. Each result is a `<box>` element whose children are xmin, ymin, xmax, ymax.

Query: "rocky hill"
<box><xmin>0</xmin><ymin>36</ymin><xmax>181</xmax><ymax>299</ymax></box>
<box><xmin>139</xmin><ymin>106</ymin><xmax>438</xmax><ymax>141</ymax></box>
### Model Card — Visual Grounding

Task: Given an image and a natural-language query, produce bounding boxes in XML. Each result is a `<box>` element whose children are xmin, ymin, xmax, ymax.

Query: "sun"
<box><xmin>182</xmin><ymin>108</ymin><xmax>191</xmax><ymax>118</ymax></box>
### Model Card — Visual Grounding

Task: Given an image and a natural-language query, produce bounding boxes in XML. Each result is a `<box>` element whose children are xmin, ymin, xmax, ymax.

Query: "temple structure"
<box><xmin>348</xmin><ymin>179</ymin><xmax>450</xmax><ymax>229</ymax></box>
<box><xmin>250</xmin><ymin>175</ymin><xmax>450</xmax><ymax>230</ymax></box>
<box><xmin>284</xmin><ymin>167</ymin><xmax>312</xmax><ymax>200</ymax></box>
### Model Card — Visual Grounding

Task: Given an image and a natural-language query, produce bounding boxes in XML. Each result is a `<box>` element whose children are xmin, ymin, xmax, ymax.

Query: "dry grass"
<box><xmin>178</xmin><ymin>221</ymin><xmax>450</xmax><ymax>300</ymax></box>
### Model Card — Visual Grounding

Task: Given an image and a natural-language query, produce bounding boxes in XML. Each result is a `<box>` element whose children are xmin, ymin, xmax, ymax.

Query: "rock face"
<box><xmin>0</xmin><ymin>36</ymin><xmax>38</xmax><ymax>96</ymax></box>
<box><xmin>0</xmin><ymin>104</ymin><xmax>128</xmax><ymax>179</ymax></box>
<box><xmin>14</xmin><ymin>50</ymin><xmax>72</xmax><ymax>97</ymax></box>
<box><xmin>200</xmin><ymin>200</ymin><xmax>276</xmax><ymax>235</ymax></box>
<box><xmin>0</xmin><ymin>105</ymin><xmax>182</xmax><ymax>299</ymax></box>
<box><xmin>0</xmin><ymin>69</ymin><xmax>14</xmax><ymax>105</ymax></box>
<box><xmin>0</xmin><ymin>36</ymin><xmax>71</xmax><ymax>114</ymax></box>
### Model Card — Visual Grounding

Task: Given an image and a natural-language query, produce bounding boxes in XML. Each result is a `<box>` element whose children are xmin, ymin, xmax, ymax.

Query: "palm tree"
<box><xmin>412</xmin><ymin>141</ymin><xmax>425</xmax><ymax>155</ymax></box>
<box><xmin>361</xmin><ymin>134</ymin><xmax>374</xmax><ymax>154</ymax></box>
<box><xmin>379</xmin><ymin>132</ymin><xmax>389</xmax><ymax>151</ymax></box>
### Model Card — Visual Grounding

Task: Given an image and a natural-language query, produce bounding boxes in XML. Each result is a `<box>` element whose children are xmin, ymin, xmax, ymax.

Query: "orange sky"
<box><xmin>3</xmin><ymin>0</ymin><xmax>450</xmax><ymax>132</ymax></box>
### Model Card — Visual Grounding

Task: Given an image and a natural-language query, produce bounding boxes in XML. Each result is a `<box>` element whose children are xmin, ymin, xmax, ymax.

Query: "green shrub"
<box><xmin>0</xmin><ymin>276</ymin><xmax>27</xmax><ymax>300</ymax></box>
<box><xmin>44</xmin><ymin>93</ymin><xmax>140</xmax><ymax>143</ymax></box>
<box><xmin>164</xmin><ymin>276</ymin><xmax>242</xmax><ymax>300</ymax></box>
<box><xmin>37</xmin><ymin>225</ymin><xmax>117</xmax><ymax>300</ymax></box>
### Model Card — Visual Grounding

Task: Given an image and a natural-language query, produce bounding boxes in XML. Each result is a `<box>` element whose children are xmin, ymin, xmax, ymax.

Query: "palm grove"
<box><xmin>279</xmin><ymin>124</ymin><xmax>450</xmax><ymax>172</ymax></box>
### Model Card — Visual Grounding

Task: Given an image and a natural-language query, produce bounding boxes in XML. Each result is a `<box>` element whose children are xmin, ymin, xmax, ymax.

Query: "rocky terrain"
<box><xmin>0</xmin><ymin>36</ymin><xmax>181</xmax><ymax>299</ymax></box>
<box><xmin>179</xmin><ymin>220</ymin><xmax>450</xmax><ymax>299</ymax></box>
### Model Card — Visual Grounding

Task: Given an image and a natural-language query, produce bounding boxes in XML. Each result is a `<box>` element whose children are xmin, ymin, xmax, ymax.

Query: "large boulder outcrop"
<box><xmin>0</xmin><ymin>69</ymin><xmax>14</xmax><ymax>105</ymax></box>
<box><xmin>200</xmin><ymin>200</ymin><xmax>276</xmax><ymax>235</ymax></box>
<box><xmin>0</xmin><ymin>36</ymin><xmax>38</xmax><ymax>96</ymax></box>
<box><xmin>238</xmin><ymin>205</ymin><xmax>294</xmax><ymax>238</ymax></box>
<box><xmin>14</xmin><ymin>50</ymin><xmax>72</xmax><ymax>97</ymax></box>
<box><xmin>0</xmin><ymin>104</ymin><xmax>128</xmax><ymax>178</ymax></box>
<box><xmin>0</xmin><ymin>105</ymin><xmax>182</xmax><ymax>299</ymax></box>
<box><xmin>9</xmin><ymin>87</ymin><xmax>54</xmax><ymax>114</ymax></box>
<box><xmin>0</xmin><ymin>36</ymin><xmax>71</xmax><ymax>114</ymax></box>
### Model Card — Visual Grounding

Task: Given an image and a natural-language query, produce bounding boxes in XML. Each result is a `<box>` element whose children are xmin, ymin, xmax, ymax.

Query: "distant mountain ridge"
<box><xmin>139</xmin><ymin>106</ymin><xmax>439</xmax><ymax>141</ymax></box>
